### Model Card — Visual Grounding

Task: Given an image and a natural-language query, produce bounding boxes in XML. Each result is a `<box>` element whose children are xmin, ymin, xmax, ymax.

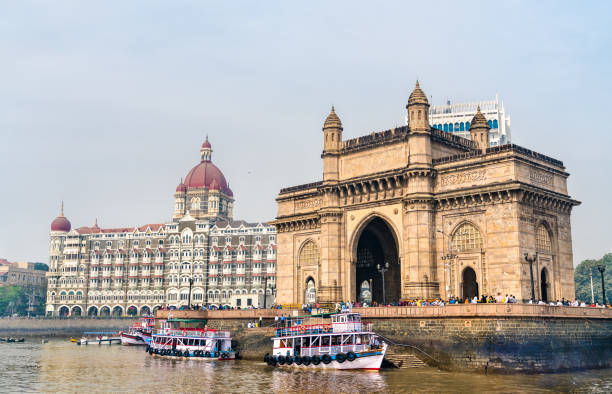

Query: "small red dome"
<box><xmin>51</xmin><ymin>216</ymin><xmax>71</xmax><ymax>232</ymax></box>
<box><xmin>202</xmin><ymin>139</ymin><xmax>211</xmax><ymax>149</ymax></box>
<box><xmin>184</xmin><ymin>161</ymin><xmax>230</xmax><ymax>193</ymax></box>
<box><xmin>176</xmin><ymin>181</ymin><xmax>187</xmax><ymax>193</ymax></box>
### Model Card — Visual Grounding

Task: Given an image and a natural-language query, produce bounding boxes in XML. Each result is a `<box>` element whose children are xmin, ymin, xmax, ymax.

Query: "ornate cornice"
<box><xmin>435</xmin><ymin>182</ymin><xmax>579</xmax><ymax>214</ymax></box>
<box><xmin>270</xmin><ymin>214</ymin><xmax>321</xmax><ymax>233</ymax></box>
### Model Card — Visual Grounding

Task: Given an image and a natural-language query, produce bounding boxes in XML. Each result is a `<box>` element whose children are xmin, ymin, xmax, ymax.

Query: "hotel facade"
<box><xmin>46</xmin><ymin>139</ymin><xmax>276</xmax><ymax>317</ymax></box>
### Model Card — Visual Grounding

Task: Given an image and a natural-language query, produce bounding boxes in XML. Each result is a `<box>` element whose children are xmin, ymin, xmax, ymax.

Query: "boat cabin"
<box><xmin>331</xmin><ymin>313</ymin><xmax>362</xmax><ymax>333</ymax></box>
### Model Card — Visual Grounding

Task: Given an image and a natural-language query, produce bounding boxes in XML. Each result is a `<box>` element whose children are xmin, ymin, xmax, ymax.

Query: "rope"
<box><xmin>376</xmin><ymin>333</ymin><xmax>439</xmax><ymax>364</ymax></box>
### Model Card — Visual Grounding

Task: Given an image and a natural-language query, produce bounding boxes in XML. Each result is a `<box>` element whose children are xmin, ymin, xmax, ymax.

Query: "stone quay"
<box><xmin>156</xmin><ymin>305</ymin><xmax>612</xmax><ymax>373</ymax></box>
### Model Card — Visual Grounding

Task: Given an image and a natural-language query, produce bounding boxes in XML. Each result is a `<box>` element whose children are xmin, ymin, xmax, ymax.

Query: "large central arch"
<box><xmin>352</xmin><ymin>216</ymin><xmax>400</xmax><ymax>304</ymax></box>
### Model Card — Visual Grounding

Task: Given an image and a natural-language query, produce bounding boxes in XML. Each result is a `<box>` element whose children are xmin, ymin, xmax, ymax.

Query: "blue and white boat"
<box><xmin>265</xmin><ymin>311</ymin><xmax>386</xmax><ymax>371</ymax></box>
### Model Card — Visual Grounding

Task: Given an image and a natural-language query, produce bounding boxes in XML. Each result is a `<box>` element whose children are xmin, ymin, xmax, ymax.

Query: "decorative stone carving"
<box><xmin>440</xmin><ymin>170</ymin><xmax>486</xmax><ymax>187</ymax></box>
<box><xmin>530</xmin><ymin>170</ymin><xmax>553</xmax><ymax>186</ymax></box>
<box><xmin>295</xmin><ymin>198</ymin><xmax>323</xmax><ymax>210</ymax></box>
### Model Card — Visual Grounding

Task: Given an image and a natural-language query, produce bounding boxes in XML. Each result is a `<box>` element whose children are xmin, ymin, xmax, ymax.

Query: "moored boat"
<box><xmin>120</xmin><ymin>316</ymin><xmax>154</xmax><ymax>346</ymax></box>
<box><xmin>148</xmin><ymin>317</ymin><xmax>237</xmax><ymax>361</ymax></box>
<box><xmin>264</xmin><ymin>311</ymin><xmax>386</xmax><ymax>371</ymax></box>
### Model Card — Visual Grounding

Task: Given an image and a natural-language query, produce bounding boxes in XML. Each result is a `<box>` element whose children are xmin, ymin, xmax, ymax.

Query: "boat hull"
<box><xmin>150</xmin><ymin>352</ymin><xmax>236</xmax><ymax>361</ymax></box>
<box><xmin>271</xmin><ymin>344</ymin><xmax>387</xmax><ymax>371</ymax></box>
<box><xmin>120</xmin><ymin>333</ymin><xmax>147</xmax><ymax>346</ymax></box>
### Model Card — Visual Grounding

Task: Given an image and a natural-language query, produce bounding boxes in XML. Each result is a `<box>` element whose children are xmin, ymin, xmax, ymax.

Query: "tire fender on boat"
<box><xmin>336</xmin><ymin>353</ymin><xmax>346</xmax><ymax>363</ymax></box>
<box><xmin>322</xmin><ymin>354</ymin><xmax>332</xmax><ymax>364</ymax></box>
<box><xmin>311</xmin><ymin>355</ymin><xmax>321</xmax><ymax>365</ymax></box>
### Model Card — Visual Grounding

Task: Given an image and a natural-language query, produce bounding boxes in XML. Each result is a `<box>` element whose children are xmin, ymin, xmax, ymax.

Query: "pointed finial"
<box><xmin>95</xmin><ymin>218</ymin><xmax>98</xmax><ymax>226</ymax></box>
<box><xmin>415</xmin><ymin>80</ymin><xmax>420</xmax><ymax>88</ymax></box>
<box><xmin>60</xmin><ymin>201</ymin><xmax>64</xmax><ymax>217</ymax></box>
<box><xmin>477</xmin><ymin>105</ymin><xmax>481</xmax><ymax>112</ymax></box>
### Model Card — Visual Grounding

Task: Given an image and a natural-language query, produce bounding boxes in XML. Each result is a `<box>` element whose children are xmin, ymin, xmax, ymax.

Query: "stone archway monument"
<box><xmin>272</xmin><ymin>82</ymin><xmax>580</xmax><ymax>305</ymax></box>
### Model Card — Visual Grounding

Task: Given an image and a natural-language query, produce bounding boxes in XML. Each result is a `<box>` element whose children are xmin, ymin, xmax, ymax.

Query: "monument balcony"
<box><xmin>102</xmin><ymin>271</ymin><xmax>111</xmax><ymax>278</ymax></box>
<box><xmin>89</xmin><ymin>271</ymin><xmax>99</xmax><ymax>278</ymax></box>
<box><xmin>129</xmin><ymin>259</ymin><xmax>139</xmax><ymax>266</ymax></box>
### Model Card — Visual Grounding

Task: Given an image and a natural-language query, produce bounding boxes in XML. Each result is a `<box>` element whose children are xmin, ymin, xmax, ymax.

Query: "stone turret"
<box><xmin>322</xmin><ymin>106</ymin><xmax>343</xmax><ymax>182</ymax></box>
<box><xmin>406</xmin><ymin>81</ymin><xmax>430</xmax><ymax>132</ymax></box>
<box><xmin>469</xmin><ymin>106</ymin><xmax>491</xmax><ymax>153</ymax></box>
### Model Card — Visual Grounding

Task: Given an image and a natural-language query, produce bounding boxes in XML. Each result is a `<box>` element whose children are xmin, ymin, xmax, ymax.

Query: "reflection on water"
<box><xmin>0</xmin><ymin>340</ymin><xmax>610</xmax><ymax>393</ymax></box>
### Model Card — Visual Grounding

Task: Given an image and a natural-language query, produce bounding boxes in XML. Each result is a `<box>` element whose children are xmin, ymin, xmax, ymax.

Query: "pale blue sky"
<box><xmin>1</xmin><ymin>1</ymin><xmax>610</xmax><ymax>264</ymax></box>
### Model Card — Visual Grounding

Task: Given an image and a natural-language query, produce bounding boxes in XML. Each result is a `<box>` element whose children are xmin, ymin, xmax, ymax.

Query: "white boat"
<box><xmin>265</xmin><ymin>311</ymin><xmax>386</xmax><ymax>371</ymax></box>
<box><xmin>148</xmin><ymin>317</ymin><xmax>236</xmax><ymax>361</ymax></box>
<box><xmin>77</xmin><ymin>337</ymin><xmax>88</xmax><ymax>345</ymax></box>
<box><xmin>120</xmin><ymin>317</ymin><xmax>154</xmax><ymax>346</ymax></box>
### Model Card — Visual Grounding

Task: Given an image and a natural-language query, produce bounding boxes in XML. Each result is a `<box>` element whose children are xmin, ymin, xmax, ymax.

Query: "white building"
<box><xmin>46</xmin><ymin>138</ymin><xmax>277</xmax><ymax>317</ymax></box>
<box><xmin>427</xmin><ymin>95</ymin><xmax>511</xmax><ymax>147</ymax></box>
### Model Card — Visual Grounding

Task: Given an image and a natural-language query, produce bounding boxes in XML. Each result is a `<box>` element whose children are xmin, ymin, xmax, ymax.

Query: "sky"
<box><xmin>1</xmin><ymin>1</ymin><xmax>611</xmax><ymax>265</ymax></box>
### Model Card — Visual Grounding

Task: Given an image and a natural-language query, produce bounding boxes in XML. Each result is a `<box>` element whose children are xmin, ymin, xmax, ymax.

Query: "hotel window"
<box><xmin>451</xmin><ymin>223</ymin><xmax>483</xmax><ymax>252</ymax></box>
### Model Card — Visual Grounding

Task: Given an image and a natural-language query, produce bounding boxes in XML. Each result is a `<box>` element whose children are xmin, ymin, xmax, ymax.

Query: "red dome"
<box><xmin>176</xmin><ymin>181</ymin><xmax>187</xmax><ymax>193</ymax></box>
<box><xmin>51</xmin><ymin>215</ymin><xmax>71</xmax><ymax>232</ymax></box>
<box><xmin>202</xmin><ymin>139</ymin><xmax>211</xmax><ymax>149</ymax></box>
<box><xmin>184</xmin><ymin>160</ymin><xmax>230</xmax><ymax>193</ymax></box>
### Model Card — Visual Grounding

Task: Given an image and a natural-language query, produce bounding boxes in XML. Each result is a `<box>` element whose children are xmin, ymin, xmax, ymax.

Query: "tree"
<box><xmin>574</xmin><ymin>253</ymin><xmax>612</xmax><ymax>303</ymax></box>
<box><xmin>33</xmin><ymin>262</ymin><xmax>49</xmax><ymax>271</ymax></box>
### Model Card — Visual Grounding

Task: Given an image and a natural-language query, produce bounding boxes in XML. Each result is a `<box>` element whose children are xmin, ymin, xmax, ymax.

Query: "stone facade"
<box><xmin>46</xmin><ymin>139</ymin><xmax>276</xmax><ymax>317</ymax></box>
<box><xmin>272</xmin><ymin>82</ymin><xmax>580</xmax><ymax>305</ymax></box>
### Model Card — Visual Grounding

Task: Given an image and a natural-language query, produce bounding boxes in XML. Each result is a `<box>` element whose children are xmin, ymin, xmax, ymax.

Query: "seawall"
<box><xmin>158</xmin><ymin>305</ymin><xmax>612</xmax><ymax>373</ymax></box>
<box><xmin>0</xmin><ymin>318</ymin><xmax>137</xmax><ymax>337</ymax></box>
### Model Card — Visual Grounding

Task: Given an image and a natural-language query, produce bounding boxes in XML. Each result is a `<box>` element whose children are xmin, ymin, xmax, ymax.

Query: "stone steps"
<box><xmin>385</xmin><ymin>349</ymin><xmax>427</xmax><ymax>369</ymax></box>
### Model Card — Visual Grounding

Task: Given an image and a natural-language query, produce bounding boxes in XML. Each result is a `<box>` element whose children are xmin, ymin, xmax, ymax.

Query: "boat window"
<box><xmin>339</xmin><ymin>316</ymin><xmax>345</xmax><ymax>323</ymax></box>
<box><xmin>331</xmin><ymin>316</ymin><xmax>337</xmax><ymax>323</ymax></box>
<box><xmin>321</xmin><ymin>336</ymin><xmax>330</xmax><ymax>346</ymax></box>
<box><xmin>331</xmin><ymin>335</ymin><xmax>339</xmax><ymax>346</ymax></box>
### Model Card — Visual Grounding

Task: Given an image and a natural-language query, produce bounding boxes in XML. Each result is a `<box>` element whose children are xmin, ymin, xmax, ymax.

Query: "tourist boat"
<box><xmin>148</xmin><ymin>317</ymin><xmax>236</xmax><ymax>361</ymax></box>
<box><xmin>120</xmin><ymin>316</ymin><xmax>155</xmax><ymax>346</ymax></box>
<box><xmin>264</xmin><ymin>311</ymin><xmax>387</xmax><ymax>371</ymax></box>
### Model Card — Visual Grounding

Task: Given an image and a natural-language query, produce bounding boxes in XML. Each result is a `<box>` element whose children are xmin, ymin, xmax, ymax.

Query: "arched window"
<box><xmin>466</xmin><ymin>121</ymin><xmax>470</xmax><ymax>129</ymax></box>
<box><xmin>305</xmin><ymin>278</ymin><xmax>316</xmax><ymax>303</ymax></box>
<box><xmin>449</xmin><ymin>123</ymin><xmax>453</xmax><ymax>132</ymax></box>
<box><xmin>444</xmin><ymin>123</ymin><xmax>448</xmax><ymax>132</ymax></box>
<box><xmin>454</xmin><ymin>122</ymin><xmax>460</xmax><ymax>131</ymax></box>
<box><xmin>451</xmin><ymin>223</ymin><xmax>483</xmax><ymax>252</ymax></box>
<box><xmin>488</xmin><ymin>120</ymin><xmax>493</xmax><ymax>128</ymax></box>
<box><xmin>536</xmin><ymin>224</ymin><xmax>552</xmax><ymax>252</ymax></box>
<box><xmin>299</xmin><ymin>241</ymin><xmax>319</xmax><ymax>267</ymax></box>
<box><xmin>460</xmin><ymin>122</ymin><xmax>465</xmax><ymax>131</ymax></box>
<box><xmin>492</xmin><ymin>119</ymin><xmax>498</xmax><ymax>129</ymax></box>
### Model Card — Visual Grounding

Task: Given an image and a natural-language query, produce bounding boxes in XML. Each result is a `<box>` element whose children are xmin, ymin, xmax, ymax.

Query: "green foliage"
<box><xmin>0</xmin><ymin>285</ymin><xmax>46</xmax><ymax>316</ymax></box>
<box><xmin>0</xmin><ymin>286</ymin><xmax>27</xmax><ymax>316</ymax></box>
<box><xmin>33</xmin><ymin>262</ymin><xmax>49</xmax><ymax>271</ymax></box>
<box><xmin>574</xmin><ymin>253</ymin><xmax>612</xmax><ymax>303</ymax></box>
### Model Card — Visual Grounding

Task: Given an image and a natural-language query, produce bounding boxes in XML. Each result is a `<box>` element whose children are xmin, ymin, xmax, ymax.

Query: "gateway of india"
<box><xmin>272</xmin><ymin>82</ymin><xmax>580</xmax><ymax>305</ymax></box>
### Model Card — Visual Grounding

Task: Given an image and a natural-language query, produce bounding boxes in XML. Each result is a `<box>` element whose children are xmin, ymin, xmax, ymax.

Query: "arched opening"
<box><xmin>127</xmin><ymin>305</ymin><xmax>138</xmax><ymax>316</ymax></box>
<box><xmin>359</xmin><ymin>280</ymin><xmax>372</xmax><ymax>305</ymax></box>
<box><xmin>58</xmin><ymin>306</ymin><xmax>70</xmax><ymax>317</ymax></box>
<box><xmin>461</xmin><ymin>267</ymin><xmax>479</xmax><ymax>300</ymax></box>
<box><xmin>140</xmin><ymin>306</ymin><xmax>151</xmax><ymax>316</ymax></box>
<box><xmin>100</xmin><ymin>306</ymin><xmax>111</xmax><ymax>317</ymax></box>
<box><xmin>88</xmin><ymin>306</ymin><xmax>99</xmax><ymax>317</ymax></box>
<box><xmin>112</xmin><ymin>306</ymin><xmax>123</xmax><ymax>317</ymax></box>
<box><xmin>541</xmin><ymin>268</ymin><xmax>549</xmax><ymax>302</ymax></box>
<box><xmin>354</xmin><ymin>217</ymin><xmax>400</xmax><ymax>304</ymax></box>
<box><xmin>71</xmin><ymin>306</ymin><xmax>82</xmax><ymax>317</ymax></box>
<box><xmin>305</xmin><ymin>277</ymin><xmax>316</xmax><ymax>304</ymax></box>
